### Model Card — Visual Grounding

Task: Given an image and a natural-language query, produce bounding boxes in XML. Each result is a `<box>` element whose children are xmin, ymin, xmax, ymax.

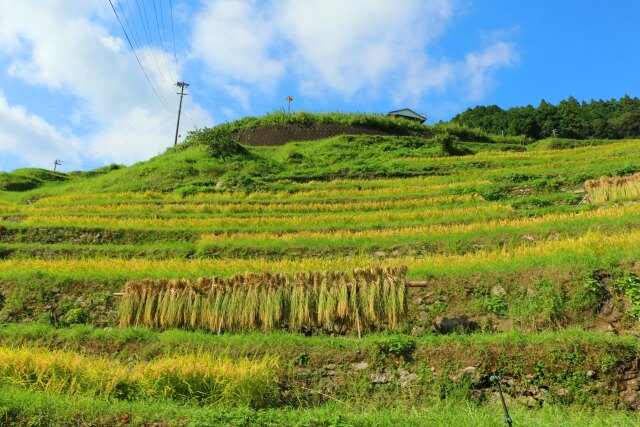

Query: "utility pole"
<box><xmin>174</xmin><ymin>82</ymin><xmax>190</xmax><ymax>147</ymax></box>
<box><xmin>53</xmin><ymin>159</ymin><xmax>61</xmax><ymax>172</ymax></box>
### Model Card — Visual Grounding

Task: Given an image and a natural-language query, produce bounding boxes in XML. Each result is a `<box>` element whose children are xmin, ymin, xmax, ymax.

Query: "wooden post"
<box><xmin>407</xmin><ymin>280</ymin><xmax>429</xmax><ymax>287</ymax></box>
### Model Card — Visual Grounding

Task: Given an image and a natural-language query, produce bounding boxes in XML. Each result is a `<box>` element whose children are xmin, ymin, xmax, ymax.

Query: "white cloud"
<box><xmin>189</xmin><ymin>0</ymin><xmax>516</xmax><ymax>107</ymax></box>
<box><xmin>221</xmin><ymin>83</ymin><xmax>252</xmax><ymax>112</ymax></box>
<box><xmin>0</xmin><ymin>0</ymin><xmax>516</xmax><ymax>171</ymax></box>
<box><xmin>276</xmin><ymin>0</ymin><xmax>453</xmax><ymax>97</ymax></box>
<box><xmin>464</xmin><ymin>41</ymin><xmax>519</xmax><ymax>100</ymax></box>
<box><xmin>85</xmin><ymin>97</ymin><xmax>212</xmax><ymax>165</ymax></box>
<box><xmin>190</xmin><ymin>1</ymin><xmax>284</xmax><ymax>89</ymax></box>
<box><xmin>0</xmin><ymin>93</ymin><xmax>82</xmax><ymax>169</ymax></box>
<box><xmin>0</xmin><ymin>0</ymin><xmax>212</xmax><ymax>170</ymax></box>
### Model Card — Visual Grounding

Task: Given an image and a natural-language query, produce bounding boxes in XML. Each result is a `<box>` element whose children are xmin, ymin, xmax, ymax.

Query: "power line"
<box><xmin>115</xmin><ymin>0</ymin><xmax>177</xmax><ymax>113</ymax></box>
<box><xmin>121</xmin><ymin>0</ymin><xmax>144</xmax><ymax>53</ymax></box>
<box><xmin>134</xmin><ymin>0</ymin><xmax>174</xmax><ymax>87</ymax></box>
<box><xmin>107</xmin><ymin>0</ymin><xmax>167</xmax><ymax>108</ymax></box>
<box><xmin>168</xmin><ymin>0</ymin><xmax>180</xmax><ymax>78</ymax></box>
<box><xmin>153</xmin><ymin>0</ymin><xmax>175</xmax><ymax>82</ymax></box>
<box><xmin>86</xmin><ymin>101</ymin><xmax>173</xmax><ymax>160</ymax></box>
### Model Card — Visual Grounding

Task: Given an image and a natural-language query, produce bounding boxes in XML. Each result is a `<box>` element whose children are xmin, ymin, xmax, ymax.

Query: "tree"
<box><xmin>449</xmin><ymin>96</ymin><xmax>640</xmax><ymax>140</ymax></box>
<box><xmin>556</xmin><ymin>96</ymin><xmax>588</xmax><ymax>138</ymax></box>
<box><xmin>609</xmin><ymin>111</ymin><xmax>640</xmax><ymax>138</ymax></box>
<box><xmin>186</xmin><ymin>125</ymin><xmax>248</xmax><ymax>161</ymax></box>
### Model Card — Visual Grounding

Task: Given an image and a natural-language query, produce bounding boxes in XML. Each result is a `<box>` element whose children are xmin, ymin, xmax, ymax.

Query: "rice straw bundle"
<box><xmin>118</xmin><ymin>265</ymin><xmax>408</xmax><ymax>336</ymax></box>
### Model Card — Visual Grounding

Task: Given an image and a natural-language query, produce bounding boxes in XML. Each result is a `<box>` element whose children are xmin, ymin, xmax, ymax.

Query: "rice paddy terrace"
<box><xmin>1</xmin><ymin>113</ymin><xmax>640</xmax><ymax>425</ymax></box>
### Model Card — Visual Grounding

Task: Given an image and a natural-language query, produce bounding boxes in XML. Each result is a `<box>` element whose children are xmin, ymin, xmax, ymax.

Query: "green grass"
<box><xmin>2</xmin><ymin>386</ymin><xmax>638</xmax><ymax>427</ymax></box>
<box><xmin>528</xmin><ymin>137</ymin><xmax>618</xmax><ymax>151</ymax></box>
<box><xmin>0</xmin><ymin>324</ymin><xmax>635</xmax><ymax>356</ymax></box>
<box><xmin>2</xmin><ymin>114</ymin><xmax>640</xmax><ymax>421</ymax></box>
<box><xmin>0</xmin><ymin>169</ymin><xmax>68</xmax><ymax>192</ymax></box>
<box><xmin>0</xmin><ymin>241</ymin><xmax>194</xmax><ymax>260</ymax></box>
<box><xmin>0</xmin><ymin>326</ymin><xmax>637</xmax><ymax>419</ymax></box>
<box><xmin>2</xmin><ymin>113</ymin><xmax>610</xmax><ymax>199</ymax></box>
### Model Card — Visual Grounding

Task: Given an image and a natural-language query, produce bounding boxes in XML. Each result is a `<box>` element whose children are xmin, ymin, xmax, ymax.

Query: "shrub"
<box><xmin>483</xmin><ymin>294</ymin><xmax>508</xmax><ymax>317</ymax></box>
<box><xmin>61</xmin><ymin>308</ymin><xmax>86</xmax><ymax>326</ymax></box>
<box><xmin>286</xmin><ymin>152</ymin><xmax>305</xmax><ymax>164</ymax></box>
<box><xmin>479</xmin><ymin>187</ymin><xmax>510</xmax><ymax>201</ymax></box>
<box><xmin>613</xmin><ymin>274</ymin><xmax>640</xmax><ymax>318</ymax></box>
<box><xmin>433</xmin><ymin>132</ymin><xmax>460</xmax><ymax>155</ymax></box>
<box><xmin>375</xmin><ymin>334</ymin><xmax>417</xmax><ymax>357</ymax></box>
<box><xmin>186</xmin><ymin>124</ymin><xmax>248</xmax><ymax>161</ymax></box>
<box><xmin>570</xmin><ymin>276</ymin><xmax>605</xmax><ymax>315</ymax></box>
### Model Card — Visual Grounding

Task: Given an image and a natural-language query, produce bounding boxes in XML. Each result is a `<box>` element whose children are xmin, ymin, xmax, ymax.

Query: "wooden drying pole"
<box><xmin>407</xmin><ymin>280</ymin><xmax>429</xmax><ymax>287</ymax></box>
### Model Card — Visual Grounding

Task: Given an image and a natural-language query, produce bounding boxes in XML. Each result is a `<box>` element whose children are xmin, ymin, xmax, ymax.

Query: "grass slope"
<box><xmin>1</xmin><ymin>113</ymin><xmax>640</xmax><ymax>424</ymax></box>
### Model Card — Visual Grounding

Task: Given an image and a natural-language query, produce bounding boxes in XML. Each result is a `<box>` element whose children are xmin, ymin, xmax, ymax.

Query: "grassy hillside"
<box><xmin>0</xmin><ymin>112</ymin><xmax>528</xmax><ymax>197</ymax></box>
<box><xmin>1</xmin><ymin>113</ymin><xmax>640</xmax><ymax>425</ymax></box>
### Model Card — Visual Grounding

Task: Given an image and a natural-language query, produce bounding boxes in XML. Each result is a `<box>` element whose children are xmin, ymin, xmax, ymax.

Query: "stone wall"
<box><xmin>239</xmin><ymin>124</ymin><xmax>410</xmax><ymax>146</ymax></box>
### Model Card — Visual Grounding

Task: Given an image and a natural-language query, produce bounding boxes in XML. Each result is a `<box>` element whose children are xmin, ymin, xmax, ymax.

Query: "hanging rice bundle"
<box><xmin>585</xmin><ymin>172</ymin><xmax>640</xmax><ymax>203</ymax></box>
<box><xmin>118</xmin><ymin>265</ymin><xmax>408</xmax><ymax>336</ymax></box>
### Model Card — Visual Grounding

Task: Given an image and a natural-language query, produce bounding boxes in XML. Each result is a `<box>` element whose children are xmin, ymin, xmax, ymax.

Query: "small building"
<box><xmin>387</xmin><ymin>108</ymin><xmax>427</xmax><ymax>124</ymax></box>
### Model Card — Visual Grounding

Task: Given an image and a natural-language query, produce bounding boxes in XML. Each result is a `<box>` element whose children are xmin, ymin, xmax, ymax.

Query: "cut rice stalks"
<box><xmin>119</xmin><ymin>266</ymin><xmax>408</xmax><ymax>336</ymax></box>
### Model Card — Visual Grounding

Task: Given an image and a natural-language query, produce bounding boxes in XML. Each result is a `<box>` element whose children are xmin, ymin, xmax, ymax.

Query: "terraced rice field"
<box><xmin>1</xmin><ymin>135</ymin><xmax>640</xmax><ymax>425</ymax></box>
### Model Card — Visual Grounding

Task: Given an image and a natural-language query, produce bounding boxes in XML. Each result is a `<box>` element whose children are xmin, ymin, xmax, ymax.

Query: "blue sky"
<box><xmin>0</xmin><ymin>0</ymin><xmax>638</xmax><ymax>172</ymax></box>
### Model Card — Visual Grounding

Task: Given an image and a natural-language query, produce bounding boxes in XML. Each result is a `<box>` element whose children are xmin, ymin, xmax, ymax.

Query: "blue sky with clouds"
<box><xmin>0</xmin><ymin>0</ymin><xmax>638</xmax><ymax>172</ymax></box>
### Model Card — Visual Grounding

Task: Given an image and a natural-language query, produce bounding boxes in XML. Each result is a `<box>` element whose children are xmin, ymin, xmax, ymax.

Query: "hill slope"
<box><xmin>0</xmin><ymin>112</ymin><xmax>529</xmax><ymax>197</ymax></box>
<box><xmin>1</xmin><ymin>113</ymin><xmax>640</xmax><ymax>425</ymax></box>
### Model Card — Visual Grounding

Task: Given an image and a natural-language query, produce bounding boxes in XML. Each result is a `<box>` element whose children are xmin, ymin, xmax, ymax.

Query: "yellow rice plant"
<box><xmin>0</xmin><ymin>200</ymin><xmax>18</xmax><ymax>214</ymax></box>
<box><xmin>133</xmin><ymin>352</ymin><xmax>280</xmax><ymax>406</ymax></box>
<box><xmin>31</xmin><ymin>179</ymin><xmax>490</xmax><ymax>207</ymax></box>
<box><xmin>2</xmin><ymin>226</ymin><xmax>639</xmax><ymax>281</ymax></box>
<box><xmin>0</xmin><ymin>346</ymin><xmax>279</xmax><ymax>407</ymax></box>
<box><xmin>0</xmin><ymin>346</ymin><xmax>129</xmax><ymax>398</ymax></box>
<box><xmin>18</xmin><ymin>194</ymin><xmax>480</xmax><ymax>216</ymax></box>
<box><xmin>585</xmin><ymin>173</ymin><xmax>640</xmax><ymax>203</ymax></box>
<box><xmin>197</xmin><ymin>203</ymin><xmax>640</xmax><ymax>247</ymax></box>
<box><xmin>118</xmin><ymin>266</ymin><xmax>408</xmax><ymax>336</ymax></box>
<box><xmin>2</xmin><ymin>226</ymin><xmax>638</xmax><ymax>281</ymax></box>
<box><xmin>21</xmin><ymin>204</ymin><xmax>513</xmax><ymax>230</ymax></box>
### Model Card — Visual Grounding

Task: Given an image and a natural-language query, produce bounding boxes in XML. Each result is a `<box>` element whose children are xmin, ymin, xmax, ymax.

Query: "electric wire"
<box><xmin>118</xmin><ymin>0</ymin><xmax>177</xmax><ymax>110</ymax></box>
<box><xmin>85</xmin><ymin>98</ymin><xmax>171</xmax><ymax>159</ymax></box>
<box><xmin>106</xmin><ymin>0</ymin><xmax>196</xmax><ymax>156</ymax></box>
<box><xmin>116</xmin><ymin>1</ymin><xmax>175</xmax><ymax>108</ymax></box>
<box><xmin>121</xmin><ymin>0</ymin><xmax>144</xmax><ymax>53</ymax></box>
<box><xmin>107</xmin><ymin>0</ymin><xmax>166</xmax><ymax>107</ymax></box>
<box><xmin>110</xmin><ymin>0</ymin><xmax>176</xmax><ymax>112</ymax></box>
<box><xmin>168</xmin><ymin>0</ymin><xmax>180</xmax><ymax>78</ymax></box>
<box><xmin>118</xmin><ymin>0</ymin><xmax>180</xmax><ymax>104</ymax></box>
<box><xmin>153</xmin><ymin>0</ymin><xmax>176</xmax><ymax>82</ymax></box>
<box><xmin>134</xmin><ymin>0</ymin><xmax>174</xmax><ymax>87</ymax></box>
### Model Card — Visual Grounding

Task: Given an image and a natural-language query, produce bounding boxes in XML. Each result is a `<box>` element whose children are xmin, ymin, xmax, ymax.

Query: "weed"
<box><xmin>483</xmin><ymin>294</ymin><xmax>508</xmax><ymax>317</ymax></box>
<box><xmin>61</xmin><ymin>308</ymin><xmax>86</xmax><ymax>326</ymax></box>
<box><xmin>613</xmin><ymin>274</ymin><xmax>640</xmax><ymax>318</ymax></box>
<box><xmin>375</xmin><ymin>334</ymin><xmax>417</xmax><ymax>358</ymax></box>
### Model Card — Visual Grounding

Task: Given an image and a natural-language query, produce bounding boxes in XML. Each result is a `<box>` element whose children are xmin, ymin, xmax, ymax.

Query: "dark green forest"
<box><xmin>451</xmin><ymin>95</ymin><xmax>640</xmax><ymax>140</ymax></box>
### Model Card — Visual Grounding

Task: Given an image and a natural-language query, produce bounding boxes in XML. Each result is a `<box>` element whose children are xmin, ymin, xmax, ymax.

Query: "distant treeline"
<box><xmin>451</xmin><ymin>95</ymin><xmax>640</xmax><ymax>140</ymax></box>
